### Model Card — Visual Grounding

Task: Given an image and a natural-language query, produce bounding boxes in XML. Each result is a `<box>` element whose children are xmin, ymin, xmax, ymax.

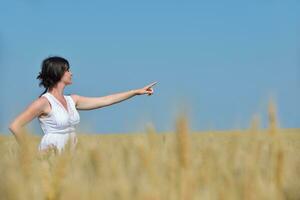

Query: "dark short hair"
<box><xmin>37</xmin><ymin>56</ymin><xmax>70</xmax><ymax>97</ymax></box>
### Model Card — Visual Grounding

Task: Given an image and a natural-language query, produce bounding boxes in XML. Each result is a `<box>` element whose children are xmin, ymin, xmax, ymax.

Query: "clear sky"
<box><xmin>0</xmin><ymin>0</ymin><xmax>299</xmax><ymax>134</ymax></box>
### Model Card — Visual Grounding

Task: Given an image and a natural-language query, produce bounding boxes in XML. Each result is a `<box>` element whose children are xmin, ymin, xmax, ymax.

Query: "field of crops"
<box><xmin>0</xmin><ymin>117</ymin><xmax>299</xmax><ymax>200</ymax></box>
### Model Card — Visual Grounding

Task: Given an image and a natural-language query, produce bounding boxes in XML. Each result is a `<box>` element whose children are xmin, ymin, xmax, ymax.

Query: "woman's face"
<box><xmin>61</xmin><ymin>69</ymin><xmax>73</xmax><ymax>85</ymax></box>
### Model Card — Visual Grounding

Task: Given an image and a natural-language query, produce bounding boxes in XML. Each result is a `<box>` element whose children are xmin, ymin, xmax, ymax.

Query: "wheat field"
<box><xmin>0</xmin><ymin>114</ymin><xmax>300</xmax><ymax>200</ymax></box>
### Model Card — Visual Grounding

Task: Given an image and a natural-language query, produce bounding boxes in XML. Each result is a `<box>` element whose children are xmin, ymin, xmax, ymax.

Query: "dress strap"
<box><xmin>66</xmin><ymin>95</ymin><xmax>75</xmax><ymax>107</ymax></box>
<box><xmin>41</xmin><ymin>93</ymin><xmax>56</xmax><ymax>108</ymax></box>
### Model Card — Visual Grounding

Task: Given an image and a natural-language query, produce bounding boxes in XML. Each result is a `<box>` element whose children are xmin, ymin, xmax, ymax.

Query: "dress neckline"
<box><xmin>47</xmin><ymin>92</ymin><xmax>70</xmax><ymax>114</ymax></box>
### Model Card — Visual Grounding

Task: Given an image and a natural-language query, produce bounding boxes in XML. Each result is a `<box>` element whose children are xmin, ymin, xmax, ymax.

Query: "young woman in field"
<box><xmin>9</xmin><ymin>56</ymin><xmax>157</xmax><ymax>153</ymax></box>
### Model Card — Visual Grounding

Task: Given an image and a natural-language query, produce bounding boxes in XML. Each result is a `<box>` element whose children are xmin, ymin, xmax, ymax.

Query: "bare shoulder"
<box><xmin>31</xmin><ymin>97</ymin><xmax>48</xmax><ymax>108</ymax></box>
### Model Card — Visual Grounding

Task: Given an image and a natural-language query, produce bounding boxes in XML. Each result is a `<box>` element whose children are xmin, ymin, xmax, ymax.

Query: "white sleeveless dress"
<box><xmin>38</xmin><ymin>92</ymin><xmax>80</xmax><ymax>153</ymax></box>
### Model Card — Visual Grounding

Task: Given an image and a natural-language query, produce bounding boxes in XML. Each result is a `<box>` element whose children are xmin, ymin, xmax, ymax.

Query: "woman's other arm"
<box><xmin>72</xmin><ymin>82</ymin><xmax>157</xmax><ymax>110</ymax></box>
<box><xmin>9</xmin><ymin>98</ymin><xmax>48</xmax><ymax>144</ymax></box>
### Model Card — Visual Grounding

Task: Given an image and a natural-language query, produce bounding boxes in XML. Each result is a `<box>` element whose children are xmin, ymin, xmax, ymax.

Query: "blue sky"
<box><xmin>0</xmin><ymin>1</ymin><xmax>299</xmax><ymax>134</ymax></box>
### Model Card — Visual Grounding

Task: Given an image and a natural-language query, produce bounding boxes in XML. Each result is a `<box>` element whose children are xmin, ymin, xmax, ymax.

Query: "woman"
<box><xmin>9</xmin><ymin>56</ymin><xmax>157</xmax><ymax>153</ymax></box>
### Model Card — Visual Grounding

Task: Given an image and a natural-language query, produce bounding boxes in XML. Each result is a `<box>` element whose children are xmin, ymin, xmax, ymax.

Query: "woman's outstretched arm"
<box><xmin>72</xmin><ymin>82</ymin><xmax>157</xmax><ymax>110</ymax></box>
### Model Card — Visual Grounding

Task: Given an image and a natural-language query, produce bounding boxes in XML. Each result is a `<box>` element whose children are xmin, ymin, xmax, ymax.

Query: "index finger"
<box><xmin>147</xmin><ymin>81</ymin><xmax>158</xmax><ymax>88</ymax></box>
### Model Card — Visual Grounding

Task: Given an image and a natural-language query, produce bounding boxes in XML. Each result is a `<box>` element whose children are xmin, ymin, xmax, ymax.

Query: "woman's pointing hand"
<box><xmin>135</xmin><ymin>82</ymin><xmax>157</xmax><ymax>96</ymax></box>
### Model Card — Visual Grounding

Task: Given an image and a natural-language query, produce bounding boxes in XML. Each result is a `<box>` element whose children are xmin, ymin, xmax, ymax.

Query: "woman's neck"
<box><xmin>49</xmin><ymin>82</ymin><xmax>65</xmax><ymax>97</ymax></box>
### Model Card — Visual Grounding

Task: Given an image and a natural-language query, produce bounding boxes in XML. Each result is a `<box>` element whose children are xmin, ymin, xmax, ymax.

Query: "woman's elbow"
<box><xmin>9</xmin><ymin>121</ymin><xmax>19</xmax><ymax>135</ymax></box>
<box><xmin>9</xmin><ymin>124</ymin><xmax>15</xmax><ymax>134</ymax></box>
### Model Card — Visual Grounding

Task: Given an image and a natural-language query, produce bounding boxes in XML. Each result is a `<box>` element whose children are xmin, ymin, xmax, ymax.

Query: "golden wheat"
<box><xmin>0</xmin><ymin>110</ymin><xmax>300</xmax><ymax>199</ymax></box>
